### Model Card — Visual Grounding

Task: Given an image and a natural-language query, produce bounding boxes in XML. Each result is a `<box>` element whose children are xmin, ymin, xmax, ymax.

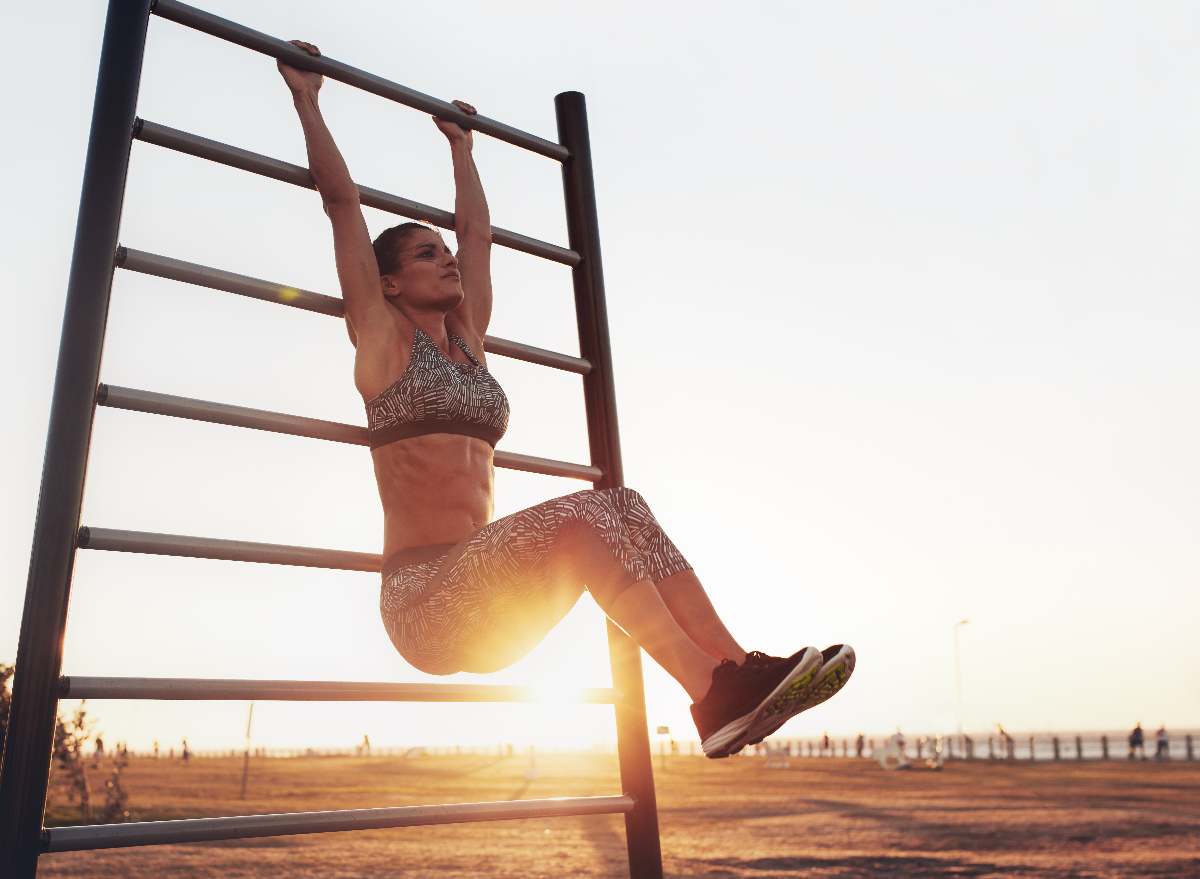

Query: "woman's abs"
<box><xmin>372</xmin><ymin>434</ymin><xmax>495</xmax><ymax>557</ymax></box>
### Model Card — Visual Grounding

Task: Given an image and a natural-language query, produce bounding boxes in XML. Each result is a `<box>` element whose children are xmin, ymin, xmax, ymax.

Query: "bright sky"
<box><xmin>3</xmin><ymin>1</ymin><xmax>1198</xmax><ymax>754</ymax></box>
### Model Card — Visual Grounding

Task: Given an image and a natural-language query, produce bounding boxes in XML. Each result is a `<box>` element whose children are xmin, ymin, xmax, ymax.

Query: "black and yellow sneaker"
<box><xmin>745</xmin><ymin>644</ymin><xmax>856</xmax><ymax>746</ymax></box>
<box><xmin>690</xmin><ymin>647</ymin><xmax>823</xmax><ymax>759</ymax></box>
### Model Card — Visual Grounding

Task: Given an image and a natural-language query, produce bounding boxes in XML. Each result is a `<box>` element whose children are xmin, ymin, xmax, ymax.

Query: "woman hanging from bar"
<box><xmin>278</xmin><ymin>43</ymin><xmax>853</xmax><ymax>758</ymax></box>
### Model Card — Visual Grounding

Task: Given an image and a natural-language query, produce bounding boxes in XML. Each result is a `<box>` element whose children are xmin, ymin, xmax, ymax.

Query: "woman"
<box><xmin>278</xmin><ymin>43</ymin><xmax>852</xmax><ymax>758</ymax></box>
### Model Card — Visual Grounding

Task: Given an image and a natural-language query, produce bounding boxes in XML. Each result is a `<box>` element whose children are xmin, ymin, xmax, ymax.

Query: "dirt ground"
<box><xmin>36</xmin><ymin>753</ymin><xmax>1200</xmax><ymax>878</ymax></box>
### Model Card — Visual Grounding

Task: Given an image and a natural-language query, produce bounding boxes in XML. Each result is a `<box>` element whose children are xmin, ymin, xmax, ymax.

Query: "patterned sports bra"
<box><xmin>365</xmin><ymin>327</ymin><xmax>510</xmax><ymax>450</ymax></box>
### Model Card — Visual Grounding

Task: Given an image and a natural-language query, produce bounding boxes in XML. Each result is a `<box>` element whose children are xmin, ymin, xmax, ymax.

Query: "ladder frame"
<box><xmin>0</xmin><ymin>1</ymin><xmax>662</xmax><ymax>876</ymax></box>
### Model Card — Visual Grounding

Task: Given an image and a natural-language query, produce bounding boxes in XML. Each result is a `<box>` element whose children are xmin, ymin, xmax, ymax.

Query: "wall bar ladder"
<box><xmin>0</xmin><ymin>0</ymin><xmax>662</xmax><ymax>876</ymax></box>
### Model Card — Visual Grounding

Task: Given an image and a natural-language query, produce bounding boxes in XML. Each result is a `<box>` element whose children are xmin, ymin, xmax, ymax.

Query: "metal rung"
<box><xmin>98</xmin><ymin>384</ymin><xmax>365</xmax><ymax>445</ymax></box>
<box><xmin>57</xmin><ymin>676</ymin><xmax>621</xmax><ymax>704</ymax></box>
<box><xmin>134</xmin><ymin>120</ymin><xmax>579</xmax><ymax>268</ymax></box>
<box><xmin>491</xmin><ymin>450</ymin><xmax>601</xmax><ymax>482</ymax></box>
<box><xmin>78</xmin><ymin>526</ymin><xmax>381</xmax><ymax>572</ymax></box>
<box><xmin>115</xmin><ymin>247</ymin><xmax>592</xmax><ymax>375</ymax></box>
<box><xmin>152</xmin><ymin>0</ymin><xmax>571</xmax><ymax>163</ymax></box>
<box><xmin>42</xmin><ymin>795</ymin><xmax>635</xmax><ymax>852</ymax></box>
<box><xmin>96</xmin><ymin>384</ymin><xmax>604</xmax><ymax>481</ymax></box>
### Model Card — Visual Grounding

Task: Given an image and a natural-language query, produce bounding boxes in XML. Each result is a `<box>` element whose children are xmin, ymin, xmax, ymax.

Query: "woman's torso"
<box><xmin>363</xmin><ymin>326</ymin><xmax>509</xmax><ymax>558</ymax></box>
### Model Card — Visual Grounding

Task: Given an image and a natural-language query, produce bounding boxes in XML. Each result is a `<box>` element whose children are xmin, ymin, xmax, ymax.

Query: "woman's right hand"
<box><xmin>278</xmin><ymin>40</ymin><xmax>324</xmax><ymax>96</ymax></box>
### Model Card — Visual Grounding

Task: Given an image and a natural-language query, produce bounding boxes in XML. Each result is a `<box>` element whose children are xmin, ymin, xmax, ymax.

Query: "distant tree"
<box><xmin>98</xmin><ymin>748</ymin><xmax>131</xmax><ymax>823</ymax></box>
<box><xmin>53</xmin><ymin>703</ymin><xmax>96</xmax><ymax>824</ymax></box>
<box><xmin>0</xmin><ymin>663</ymin><xmax>13</xmax><ymax>756</ymax></box>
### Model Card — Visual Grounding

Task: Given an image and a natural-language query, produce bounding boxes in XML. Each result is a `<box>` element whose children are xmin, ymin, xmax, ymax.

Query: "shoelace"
<box><xmin>742</xmin><ymin>650</ymin><xmax>784</xmax><ymax>668</ymax></box>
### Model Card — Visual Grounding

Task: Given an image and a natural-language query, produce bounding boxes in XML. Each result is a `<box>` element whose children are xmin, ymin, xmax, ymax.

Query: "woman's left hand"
<box><xmin>434</xmin><ymin>100</ymin><xmax>477</xmax><ymax>147</ymax></box>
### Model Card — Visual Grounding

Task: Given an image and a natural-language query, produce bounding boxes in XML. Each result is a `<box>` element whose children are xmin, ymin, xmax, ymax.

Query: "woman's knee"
<box><xmin>601</xmin><ymin>486</ymin><xmax>653</xmax><ymax>518</ymax></box>
<box><xmin>603</xmin><ymin>486</ymin><xmax>646</xmax><ymax>505</ymax></box>
<box><xmin>546</xmin><ymin>489</ymin><xmax>624</xmax><ymax>527</ymax></box>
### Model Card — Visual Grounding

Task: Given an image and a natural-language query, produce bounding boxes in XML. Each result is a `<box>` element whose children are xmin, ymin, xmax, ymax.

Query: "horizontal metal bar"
<box><xmin>134</xmin><ymin>119</ymin><xmax>579</xmax><ymax>268</ymax></box>
<box><xmin>97</xmin><ymin>384</ymin><xmax>604</xmax><ymax>481</ymax></box>
<box><xmin>98</xmin><ymin>383</ymin><xmax>368</xmax><ymax>444</ymax></box>
<box><xmin>482</xmin><ymin>336</ymin><xmax>590</xmax><ymax>375</ymax></box>
<box><xmin>43</xmin><ymin>795</ymin><xmax>634</xmax><ymax>852</ymax></box>
<box><xmin>78</xmin><ymin>526</ymin><xmax>381</xmax><ymax>572</ymax></box>
<box><xmin>117</xmin><ymin>246</ymin><xmax>343</xmax><ymax>316</ymax></box>
<box><xmin>493</xmin><ymin>450</ymin><xmax>602</xmax><ymax>482</ymax></box>
<box><xmin>57</xmin><ymin>676</ymin><xmax>621</xmax><ymax>704</ymax></box>
<box><xmin>151</xmin><ymin>0</ymin><xmax>570</xmax><ymax>163</ymax></box>
<box><xmin>115</xmin><ymin>247</ymin><xmax>592</xmax><ymax>375</ymax></box>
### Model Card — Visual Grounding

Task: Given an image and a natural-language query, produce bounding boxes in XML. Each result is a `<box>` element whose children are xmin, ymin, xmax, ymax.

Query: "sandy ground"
<box><xmin>36</xmin><ymin>753</ymin><xmax>1200</xmax><ymax>878</ymax></box>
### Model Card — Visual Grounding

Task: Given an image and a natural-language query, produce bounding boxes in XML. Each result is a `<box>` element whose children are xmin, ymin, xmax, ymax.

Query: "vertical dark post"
<box><xmin>0</xmin><ymin>0</ymin><xmax>152</xmax><ymax>874</ymax></box>
<box><xmin>556</xmin><ymin>90</ymin><xmax>662</xmax><ymax>879</ymax></box>
<box><xmin>1075</xmin><ymin>735</ymin><xmax>1083</xmax><ymax>761</ymax></box>
<box><xmin>1102</xmin><ymin>735</ymin><xmax>1109</xmax><ymax>760</ymax></box>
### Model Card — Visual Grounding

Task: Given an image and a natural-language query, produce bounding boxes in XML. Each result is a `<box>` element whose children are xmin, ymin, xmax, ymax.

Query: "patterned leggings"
<box><xmin>380</xmin><ymin>488</ymin><xmax>691</xmax><ymax>675</ymax></box>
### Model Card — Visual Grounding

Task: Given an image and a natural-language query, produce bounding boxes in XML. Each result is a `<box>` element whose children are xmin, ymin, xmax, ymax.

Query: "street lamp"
<box><xmin>954</xmin><ymin>619</ymin><xmax>970</xmax><ymax>756</ymax></box>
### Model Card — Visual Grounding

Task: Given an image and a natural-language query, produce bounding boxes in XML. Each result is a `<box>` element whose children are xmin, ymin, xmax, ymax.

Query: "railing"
<box><xmin>737</xmin><ymin>733</ymin><xmax>1199</xmax><ymax>763</ymax></box>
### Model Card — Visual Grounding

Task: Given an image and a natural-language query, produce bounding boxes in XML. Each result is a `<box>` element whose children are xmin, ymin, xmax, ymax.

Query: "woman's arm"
<box><xmin>278</xmin><ymin>43</ymin><xmax>396</xmax><ymax>358</ymax></box>
<box><xmin>435</xmin><ymin>103</ymin><xmax>493</xmax><ymax>343</ymax></box>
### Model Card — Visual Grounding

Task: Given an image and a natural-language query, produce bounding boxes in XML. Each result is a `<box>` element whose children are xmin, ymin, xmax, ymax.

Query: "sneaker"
<box><xmin>745</xmin><ymin>644</ymin><xmax>856</xmax><ymax>746</ymax></box>
<box><xmin>690</xmin><ymin>646</ymin><xmax>823</xmax><ymax>759</ymax></box>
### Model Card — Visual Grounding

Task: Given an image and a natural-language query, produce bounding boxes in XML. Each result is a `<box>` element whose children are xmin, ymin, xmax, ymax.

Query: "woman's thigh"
<box><xmin>380</xmin><ymin>488</ymin><xmax>688</xmax><ymax>674</ymax></box>
<box><xmin>381</xmin><ymin>492</ymin><xmax>604</xmax><ymax>675</ymax></box>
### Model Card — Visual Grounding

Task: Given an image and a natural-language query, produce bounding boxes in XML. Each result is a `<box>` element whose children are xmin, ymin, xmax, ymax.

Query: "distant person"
<box><xmin>1128</xmin><ymin>723</ymin><xmax>1145</xmax><ymax>760</ymax></box>
<box><xmin>821</xmin><ymin>732</ymin><xmax>831</xmax><ymax>755</ymax></box>
<box><xmin>1155</xmin><ymin>726</ymin><xmax>1169</xmax><ymax>761</ymax></box>
<box><xmin>856</xmin><ymin>733</ymin><xmax>865</xmax><ymax>758</ymax></box>
<box><xmin>93</xmin><ymin>736</ymin><xmax>104</xmax><ymax>759</ymax></box>
<box><xmin>362</xmin><ymin>734</ymin><xmax>371</xmax><ymax>757</ymax></box>
<box><xmin>153</xmin><ymin>740</ymin><xmax>159</xmax><ymax>759</ymax></box>
<box><xmin>181</xmin><ymin>738</ymin><xmax>190</xmax><ymax>762</ymax></box>
<box><xmin>275</xmin><ymin>42</ymin><xmax>855</xmax><ymax>759</ymax></box>
<box><xmin>997</xmin><ymin>724</ymin><xmax>1015</xmax><ymax>759</ymax></box>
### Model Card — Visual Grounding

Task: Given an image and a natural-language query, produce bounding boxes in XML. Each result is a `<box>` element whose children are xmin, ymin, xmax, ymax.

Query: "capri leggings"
<box><xmin>380</xmin><ymin>487</ymin><xmax>691</xmax><ymax>675</ymax></box>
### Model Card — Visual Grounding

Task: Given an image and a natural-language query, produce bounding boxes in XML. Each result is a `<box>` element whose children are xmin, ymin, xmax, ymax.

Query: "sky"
<box><xmin>2</xmin><ymin>0</ymin><xmax>1199</xmax><ymax>753</ymax></box>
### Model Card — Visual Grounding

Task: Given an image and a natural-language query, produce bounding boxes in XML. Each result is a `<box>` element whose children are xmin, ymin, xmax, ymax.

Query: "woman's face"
<box><xmin>382</xmin><ymin>229</ymin><xmax>463</xmax><ymax>311</ymax></box>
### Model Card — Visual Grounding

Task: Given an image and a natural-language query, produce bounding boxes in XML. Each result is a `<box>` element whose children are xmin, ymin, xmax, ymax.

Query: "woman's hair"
<box><xmin>372</xmin><ymin>222</ymin><xmax>435</xmax><ymax>276</ymax></box>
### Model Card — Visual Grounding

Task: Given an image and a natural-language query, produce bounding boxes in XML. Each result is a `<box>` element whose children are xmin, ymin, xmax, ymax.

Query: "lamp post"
<box><xmin>954</xmin><ymin>619</ymin><xmax>970</xmax><ymax>757</ymax></box>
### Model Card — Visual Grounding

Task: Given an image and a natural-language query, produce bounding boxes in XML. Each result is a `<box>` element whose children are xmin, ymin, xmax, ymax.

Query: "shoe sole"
<box><xmin>745</xmin><ymin>645</ymin><xmax>856</xmax><ymax>747</ymax></box>
<box><xmin>701</xmin><ymin>647</ymin><xmax>823</xmax><ymax>759</ymax></box>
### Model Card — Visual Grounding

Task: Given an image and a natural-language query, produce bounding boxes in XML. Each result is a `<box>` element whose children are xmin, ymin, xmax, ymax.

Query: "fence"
<box><xmin>0</xmin><ymin>1</ymin><xmax>663</xmax><ymax>876</ymax></box>
<box><xmin>723</xmin><ymin>733</ymin><xmax>1199</xmax><ymax>763</ymax></box>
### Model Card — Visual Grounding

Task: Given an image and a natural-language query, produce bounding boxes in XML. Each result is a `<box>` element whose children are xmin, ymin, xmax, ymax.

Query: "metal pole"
<box><xmin>953</xmin><ymin>619</ymin><xmax>969</xmax><ymax>756</ymax></box>
<box><xmin>0</xmin><ymin>1</ymin><xmax>152</xmax><ymax>874</ymax></box>
<box><xmin>239</xmin><ymin>703</ymin><xmax>254</xmax><ymax>799</ymax></box>
<box><xmin>556</xmin><ymin>91</ymin><xmax>662</xmax><ymax>879</ymax></box>
<box><xmin>132</xmin><ymin>120</ymin><xmax>579</xmax><ymax>265</ymax></box>
<box><xmin>45</xmin><ymin>795</ymin><xmax>635</xmax><ymax>852</ymax></box>
<box><xmin>151</xmin><ymin>0</ymin><xmax>571</xmax><ymax>162</ymax></box>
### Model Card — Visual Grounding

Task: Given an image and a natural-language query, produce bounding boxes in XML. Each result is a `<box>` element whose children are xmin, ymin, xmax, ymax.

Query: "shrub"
<box><xmin>0</xmin><ymin>663</ymin><xmax>12</xmax><ymax>756</ymax></box>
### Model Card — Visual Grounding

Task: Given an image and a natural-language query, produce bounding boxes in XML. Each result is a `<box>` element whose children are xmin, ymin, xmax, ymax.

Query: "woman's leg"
<box><xmin>656</xmin><ymin>570</ymin><xmax>746</xmax><ymax>664</ymax></box>
<box><xmin>386</xmin><ymin>489</ymin><xmax>718</xmax><ymax>678</ymax></box>
<box><xmin>382</xmin><ymin>489</ymin><xmax>831</xmax><ymax>760</ymax></box>
<box><xmin>603</xmin><ymin>579</ymin><xmax>719</xmax><ymax>702</ymax></box>
<box><xmin>601</xmin><ymin>488</ymin><xmax>746</xmax><ymax>663</ymax></box>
